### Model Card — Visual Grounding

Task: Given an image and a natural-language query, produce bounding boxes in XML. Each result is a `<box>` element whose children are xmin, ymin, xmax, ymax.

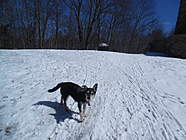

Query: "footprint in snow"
<box><xmin>177</xmin><ymin>97</ymin><xmax>185</xmax><ymax>104</ymax></box>
<box><xmin>0</xmin><ymin>105</ymin><xmax>6</xmax><ymax>110</ymax></box>
<box><xmin>2</xmin><ymin>96</ymin><xmax>8</xmax><ymax>99</ymax></box>
<box><xmin>179</xmin><ymin>101</ymin><xmax>184</xmax><ymax>104</ymax></box>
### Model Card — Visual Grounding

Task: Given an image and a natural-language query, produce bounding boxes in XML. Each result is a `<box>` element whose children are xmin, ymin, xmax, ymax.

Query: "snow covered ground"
<box><xmin>0</xmin><ymin>50</ymin><xmax>186</xmax><ymax>140</ymax></box>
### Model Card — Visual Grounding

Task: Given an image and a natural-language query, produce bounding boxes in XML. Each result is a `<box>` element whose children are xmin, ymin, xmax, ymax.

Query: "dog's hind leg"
<box><xmin>60</xmin><ymin>96</ymin><xmax>64</xmax><ymax>104</ymax></box>
<box><xmin>63</xmin><ymin>94</ymin><xmax>70</xmax><ymax>112</ymax></box>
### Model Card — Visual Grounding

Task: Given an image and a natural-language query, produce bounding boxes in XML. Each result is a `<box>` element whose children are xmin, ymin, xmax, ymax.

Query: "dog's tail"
<box><xmin>48</xmin><ymin>83</ymin><xmax>63</xmax><ymax>92</ymax></box>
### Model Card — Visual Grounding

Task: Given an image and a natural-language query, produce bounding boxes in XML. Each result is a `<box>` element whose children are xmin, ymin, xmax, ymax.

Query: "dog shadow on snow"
<box><xmin>33</xmin><ymin>101</ymin><xmax>81</xmax><ymax>123</ymax></box>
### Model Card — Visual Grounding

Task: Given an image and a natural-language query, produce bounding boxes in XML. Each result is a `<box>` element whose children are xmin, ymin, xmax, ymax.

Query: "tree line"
<box><xmin>0</xmin><ymin>0</ymin><xmax>162</xmax><ymax>53</ymax></box>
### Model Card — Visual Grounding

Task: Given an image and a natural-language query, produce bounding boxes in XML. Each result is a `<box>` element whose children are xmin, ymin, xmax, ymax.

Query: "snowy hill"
<box><xmin>0</xmin><ymin>50</ymin><xmax>186</xmax><ymax>140</ymax></box>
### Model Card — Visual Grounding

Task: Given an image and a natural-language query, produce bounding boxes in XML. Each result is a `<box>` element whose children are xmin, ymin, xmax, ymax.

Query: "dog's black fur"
<box><xmin>48</xmin><ymin>82</ymin><xmax>98</xmax><ymax>121</ymax></box>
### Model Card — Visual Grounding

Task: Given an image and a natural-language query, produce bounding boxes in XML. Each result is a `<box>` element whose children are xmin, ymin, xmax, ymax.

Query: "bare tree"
<box><xmin>63</xmin><ymin>0</ymin><xmax>111</xmax><ymax>49</ymax></box>
<box><xmin>34</xmin><ymin>0</ymin><xmax>54</xmax><ymax>48</ymax></box>
<box><xmin>126</xmin><ymin>0</ymin><xmax>158</xmax><ymax>52</ymax></box>
<box><xmin>0</xmin><ymin>0</ymin><xmax>159</xmax><ymax>52</ymax></box>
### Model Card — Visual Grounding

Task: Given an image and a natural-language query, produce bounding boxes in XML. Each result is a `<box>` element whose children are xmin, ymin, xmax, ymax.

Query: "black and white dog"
<box><xmin>48</xmin><ymin>82</ymin><xmax>98</xmax><ymax>121</ymax></box>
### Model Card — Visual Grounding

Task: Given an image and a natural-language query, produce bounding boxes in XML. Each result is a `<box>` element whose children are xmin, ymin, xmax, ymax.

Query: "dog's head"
<box><xmin>82</xmin><ymin>83</ymin><xmax>98</xmax><ymax>105</ymax></box>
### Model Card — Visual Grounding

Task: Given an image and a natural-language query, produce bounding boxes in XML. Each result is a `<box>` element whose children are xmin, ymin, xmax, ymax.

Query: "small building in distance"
<box><xmin>98</xmin><ymin>42</ymin><xmax>109</xmax><ymax>51</ymax></box>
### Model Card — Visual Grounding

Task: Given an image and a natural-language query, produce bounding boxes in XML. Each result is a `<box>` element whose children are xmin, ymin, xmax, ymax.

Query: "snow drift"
<box><xmin>0</xmin><ymin>50</ymin><xmax>186</xmax><ymax>140</ymax></box>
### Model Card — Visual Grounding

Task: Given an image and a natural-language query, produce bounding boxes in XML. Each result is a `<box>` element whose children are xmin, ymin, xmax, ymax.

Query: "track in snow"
<box><xmin>0</xmin><ymin>50</ymin><xmax>186</xmax><ymax>140</ymax></box>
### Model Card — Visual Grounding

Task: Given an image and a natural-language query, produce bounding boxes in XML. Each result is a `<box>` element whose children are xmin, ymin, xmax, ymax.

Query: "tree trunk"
<box><xmin>55</xmin><ymin>7</ymin><xmax>59</xmax><ymax>48</ymax></box>
<box><xmin>175</xmin><ymin>0</ymin><xmax>186</xmax><ymax>34</ymax></box>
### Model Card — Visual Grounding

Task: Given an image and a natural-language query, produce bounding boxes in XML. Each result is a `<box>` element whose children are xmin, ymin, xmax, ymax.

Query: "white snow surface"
<box><xmin>0</xmin><ymin>50</ymin><xmax>186</xmax><ymax>140</ymax></box>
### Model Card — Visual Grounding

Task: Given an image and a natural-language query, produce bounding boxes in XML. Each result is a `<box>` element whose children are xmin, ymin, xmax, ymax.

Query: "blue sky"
<box><xmin>154</xmin><ymin>0</ymin><xmax>180</xmax><ymax>33</ymax></box>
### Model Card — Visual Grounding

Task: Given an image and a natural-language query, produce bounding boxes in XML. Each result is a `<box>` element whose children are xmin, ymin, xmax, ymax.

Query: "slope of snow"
<box><xmin>0</xmin><ymin>50</ymin><xmax>186</xmax><ymax>140</ymax></box>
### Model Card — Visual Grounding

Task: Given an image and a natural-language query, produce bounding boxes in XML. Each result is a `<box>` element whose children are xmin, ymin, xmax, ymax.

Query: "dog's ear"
<box><xmin>93</xmin><ymin>83</ymin><xmax>98</xmax><ymax>92</ymax></box>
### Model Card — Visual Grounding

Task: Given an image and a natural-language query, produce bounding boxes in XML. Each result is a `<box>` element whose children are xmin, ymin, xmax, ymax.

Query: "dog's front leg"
<box><xmin>78</xmin><ymin>102</ymin><xmax>83</xmax><ymax>121</ymax></box>
<box><xmin>82</xmin><ymin>103</ymin><xmax>87</xmax><ymax>118</ymax></box>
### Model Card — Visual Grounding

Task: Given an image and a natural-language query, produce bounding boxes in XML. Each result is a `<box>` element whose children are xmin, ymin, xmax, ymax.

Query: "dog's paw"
<box><xmin>80</xmin><ymin>113</ymin><xmax>85</xmax><ymax>121</ymax></box>
<box><xmin>79</xmin><ymin>119</ymin><xmax>84</xmax><ymax>122</ymax></box>
<box><xmin>79</xmin><ymin>114</ymin><xmax>88</xmax><ymax>122</ymax></box>
<box><xmin>83</xmin><ymin>114</ymin><xmax>88</xmax><ymax>118</ymax></box>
